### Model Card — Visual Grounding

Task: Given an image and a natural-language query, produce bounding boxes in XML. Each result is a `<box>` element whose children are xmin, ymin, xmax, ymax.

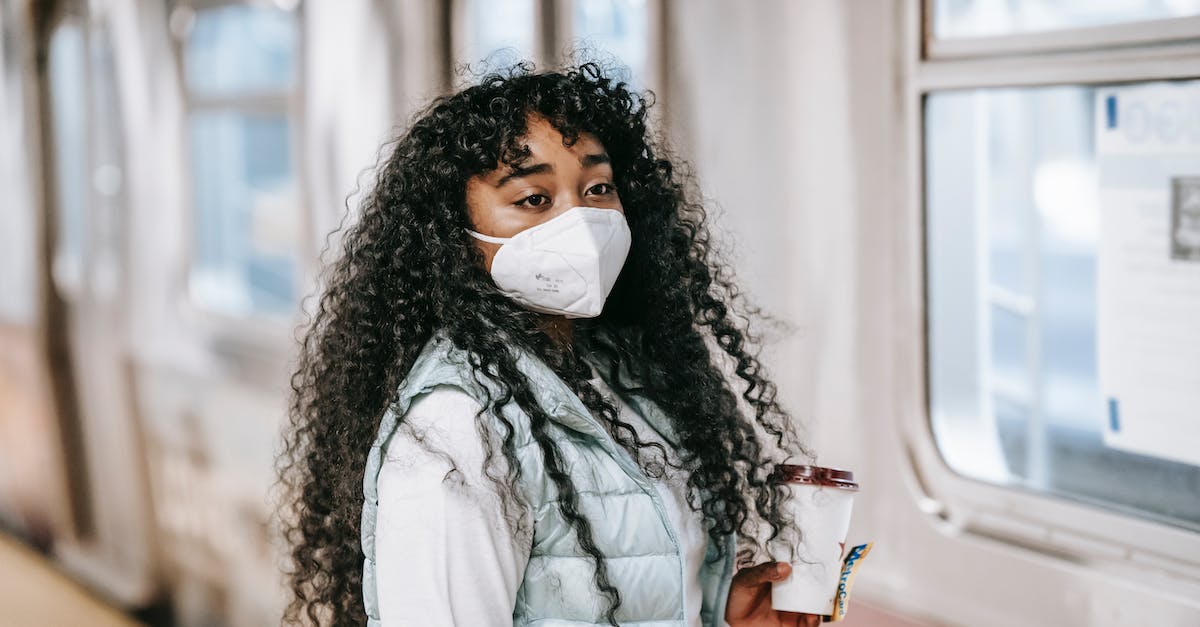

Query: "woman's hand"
<box><xmin>725</xmin><ymin>561</ymin><xmax>822</xmax><ymax>627</ymax></box>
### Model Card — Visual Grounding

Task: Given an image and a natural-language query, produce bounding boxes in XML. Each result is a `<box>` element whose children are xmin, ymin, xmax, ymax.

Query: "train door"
<box><xmin>112</xmin><ymin>1</ymin><xmax>311</xmax><ymax>623</ymax></box>
<box><xmin>0</xmin><ymin>0</ymin><xmax>68</xmax><ymax>554</ymax></box>
<box><xmin>94</xmin><ymin>0</ymin><xmax>430</xmax><ymax>623</ymax></box>
<box><xmin>34</xmin><ymin>0</ymin><xmax>159</xmax><ymax>607</ymax></box>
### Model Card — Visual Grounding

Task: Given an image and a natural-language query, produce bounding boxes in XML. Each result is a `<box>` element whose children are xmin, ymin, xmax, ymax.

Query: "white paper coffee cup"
<box><xmin>768</xmin><ymin>464</ymin><xmax>859</xmax><ymax>615</ymax></box>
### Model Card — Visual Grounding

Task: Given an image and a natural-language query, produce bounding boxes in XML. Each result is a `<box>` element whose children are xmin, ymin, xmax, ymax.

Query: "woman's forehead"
<box><xmin>517</xmin><ymin>115</ymin><xmax>605</xmax><ymax>157</ymax></box>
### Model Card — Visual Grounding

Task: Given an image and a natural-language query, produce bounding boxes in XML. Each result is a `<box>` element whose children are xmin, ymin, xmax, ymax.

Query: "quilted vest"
<box><xmin>361</xmin><ymin>328</ymin><xmax>737</xmax><ymax>626</ymax></box>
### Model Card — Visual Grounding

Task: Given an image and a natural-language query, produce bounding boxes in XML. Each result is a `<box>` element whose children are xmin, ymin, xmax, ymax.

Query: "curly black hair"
<box><xmin>275</xmin><ymin>60</ymin><xmax>814</xmax><ymax>626</ymax></box>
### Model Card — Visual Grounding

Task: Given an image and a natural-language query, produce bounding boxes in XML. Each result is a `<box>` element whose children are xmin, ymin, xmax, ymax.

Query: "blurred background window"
<box><xmin>572</xmin><ymin>0</ymin><xmax>649</xmax><ymax>86</ymax></box>
<box><xmin>184</xmin><ymin>3</ymin><xmax>295</xmax><ymax>95</ymax></box>
<box><xmin>48</xmin><ymin>20</ymin><xmax>88</xmax><ymax>282</ymax></box>
<box><xmin>924</xmin><ymin>81</ymin><xmax>1200</xmax><ymax>532</ymax></box>
<box><xmin>458</xmin><ymin>0</ymin><xmax>653</xmax><ymax>89</ymax></box>
<box><xmin>0</xmin><ymin>1</ymin><xmax>38</xmax><ymax>323</ymax></box>
<box><xmin>182</xmin><ymin>2</ymin><xmax>300</xmax><ymax>317</ymax></box>
<box><xmin>932</xmin><ymin>0</ymin><xmax>1200</xmax><ymax>39</ymax></box>
<box><xmin>464</xmin><ymin>0</ymin><xmax>536</xmax><ymax>69</ymax></box>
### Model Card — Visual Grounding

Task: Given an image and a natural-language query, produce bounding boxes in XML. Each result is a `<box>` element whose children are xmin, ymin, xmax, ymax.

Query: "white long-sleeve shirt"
<box><xmin>374</xmin><ymin>371</ymin><xmax>708</xmax><ymax>626</ymax></box>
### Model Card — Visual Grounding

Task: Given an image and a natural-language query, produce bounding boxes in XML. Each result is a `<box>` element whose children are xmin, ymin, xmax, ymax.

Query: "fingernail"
<box><xmin>774</xmin><ymin>564</ymin><xmax>785</xmax><ymax>577</ymax></box>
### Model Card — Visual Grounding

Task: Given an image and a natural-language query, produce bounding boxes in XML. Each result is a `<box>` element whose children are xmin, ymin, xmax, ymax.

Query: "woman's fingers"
<box><xmin>731</xmin><ymin>560</ymin><xmax>793</xmax><ymax>588</ymax></box>
<box><xmin>784</xmin><ymin>612</ymin><xmax>822</xmax><ymax>627</ymax></box>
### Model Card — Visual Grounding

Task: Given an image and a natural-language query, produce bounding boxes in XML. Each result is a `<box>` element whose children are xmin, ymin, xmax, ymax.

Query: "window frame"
<box><xmin>169</xmin><ymin>0</ymin><xmax>312</xmax><ymax>357</ymax></box>
<box><xmin>926</xmin><ymin>13</ymin><xmax>1200</xmax><ymax>60</ymax></box>
<box><xmin>896</xmin><ymin>0</ymin><xmax>1200</xmax><ymax>587</ymax></box>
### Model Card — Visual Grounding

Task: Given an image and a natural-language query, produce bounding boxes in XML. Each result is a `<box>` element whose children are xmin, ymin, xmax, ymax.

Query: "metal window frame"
<box><xmin>33</xmin><ymin>0</ymin><xmax>96</xmax><ymax>545</ymax></box>
<box><xmin>926</xmin><ymin>14</ymin><xmax>1200</xmax><ymax>60</ymax></box>
<box><xmin>894</xmin><ymin>0</ymin><xmax>1200</xmax><ymax>590</ymax></box>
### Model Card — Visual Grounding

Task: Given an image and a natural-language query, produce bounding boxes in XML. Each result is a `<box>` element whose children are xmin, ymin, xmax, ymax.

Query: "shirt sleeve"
<box><xmin>374</xmin><ymin>385</ymin><xmax>532</xmax><ymax>627</ymax></box>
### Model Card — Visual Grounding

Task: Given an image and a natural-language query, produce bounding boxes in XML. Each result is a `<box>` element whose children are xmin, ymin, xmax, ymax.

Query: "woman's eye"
<box><xmin>516</xmin><ymin>194</ymin><xmax>551</xmax><ymax>208</ymax></box>
<box><xmin>587</xmin><ymin>183</ymin><xmax>616</xmax><ymax>196</ymax></box>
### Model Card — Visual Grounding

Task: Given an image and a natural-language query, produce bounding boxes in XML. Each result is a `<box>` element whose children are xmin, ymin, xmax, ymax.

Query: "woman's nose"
<box><xmin>558</xmin><ymin>192</ymin><xmax>584</xmax><ymax>208</ymax></box>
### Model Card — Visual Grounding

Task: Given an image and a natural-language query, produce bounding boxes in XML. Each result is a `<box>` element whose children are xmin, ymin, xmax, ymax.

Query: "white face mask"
<box><xmin>464</xmin><ymin>206</ymin><xmax>632</xmax><ymax>318</ymax></box>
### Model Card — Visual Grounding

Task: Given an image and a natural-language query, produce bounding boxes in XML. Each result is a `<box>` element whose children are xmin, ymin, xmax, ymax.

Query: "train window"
<box><xmin>931</xmin><ymin>0</ymin><xmax>1200</xmax><ymax>39</ymax></box>
<box><xmin>181</xmin><ymin>3</ymin><xmax>300</xmax><ymax>317</ymax></box>
<box><xmin>571</xmin><ymin>0</ymin><xmax>650</xmax><ymax>85</ymax></box>
<box><xmin>187</xmin><ymin>111</ymin><xmax>297</xmax><ymax>314</ymax></box>
<box><xmin>924</xmin><ymin>81</ymin><xmax>1200</xmax><ymax>532</ymax></box>
<box><xmin>184</xmin><ymin>4</ymin><xmax>296</xmax><ymax>96</ymax></box>
<box><xmin>461</xmin><ymin>0</ymin><xmax>536</xmax><ymax>67</ymax></box>
<box><xmin>453</xmin><ymin>0</ymin><xmax>659</xmax><ymax>97</ymax></box>
<box><xmin>47</xmin><ymin>20</ymin><xmax>88</xmax><ymax>286</ymax></box>
<box><xmin>0</xmin><ymin>2</ymin><xmax>37</xmax><ymax>323</ymax></box>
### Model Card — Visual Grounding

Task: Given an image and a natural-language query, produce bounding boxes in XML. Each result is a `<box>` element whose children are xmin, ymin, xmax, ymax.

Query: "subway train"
<box><xmin>1</xmin><ymin>0</ymin><xmax>1199</xmax><ymax>625</ymax></box>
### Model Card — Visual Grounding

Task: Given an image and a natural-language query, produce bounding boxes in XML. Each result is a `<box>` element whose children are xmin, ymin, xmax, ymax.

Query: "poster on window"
<box><xmin>1094</xmin><ymin>81</ymin><xmax>1200</xmax><ymax>467</ymax></box>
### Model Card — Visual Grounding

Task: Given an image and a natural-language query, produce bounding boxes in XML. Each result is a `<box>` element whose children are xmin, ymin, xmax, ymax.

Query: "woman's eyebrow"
<box><xmin>495</xmin><ymin>153</ymin><xmax>611</xmax><ymax>186</ymax></box>
<box><xmin>497</xmin><ymin>162</ymin><xmax>551</xmax><ymax>187</ymax></box>
<box><xmin>581</xmin><ymin>152</ymin><xmax>610</xmax><ymax>167</ymax></box>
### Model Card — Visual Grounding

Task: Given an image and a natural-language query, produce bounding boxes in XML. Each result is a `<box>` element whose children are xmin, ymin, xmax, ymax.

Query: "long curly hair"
<box><xmin>275</xmin><ymin>60</ymin><xmax>814</xmax><ymax>626</ymax></box>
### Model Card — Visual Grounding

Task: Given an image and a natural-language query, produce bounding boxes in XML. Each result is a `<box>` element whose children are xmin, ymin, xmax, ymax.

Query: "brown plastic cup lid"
<box><xmin>772</xmin><ymin>464</ymin><xmax>859</xmax><ymax>491</ymax></box>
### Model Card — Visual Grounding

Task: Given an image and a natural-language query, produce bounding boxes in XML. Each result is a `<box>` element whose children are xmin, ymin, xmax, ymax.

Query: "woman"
<box><xmin>277</xmin><ymin>61</ymin><xmax>818</xmax><ymax>626</ymax></box>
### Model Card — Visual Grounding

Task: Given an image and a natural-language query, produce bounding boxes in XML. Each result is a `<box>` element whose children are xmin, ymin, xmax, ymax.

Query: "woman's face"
<box><xmin>466</xmin><ymin>114</ymin><xmax>624</xmax><ymax>272</ymax></box>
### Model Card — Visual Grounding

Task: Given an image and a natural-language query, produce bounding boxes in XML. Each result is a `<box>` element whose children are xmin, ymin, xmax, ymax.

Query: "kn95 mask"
<box><xmin>464</xmin><ymin>206</ymin><xmax>632</xmax><ymax>318</ymax></box>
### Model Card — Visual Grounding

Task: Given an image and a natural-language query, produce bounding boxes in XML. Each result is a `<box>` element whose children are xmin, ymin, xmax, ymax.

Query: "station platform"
<box><xmin>0</xmin><ymin>529</ymin><xmax>932</xmax><ymax>627</ymax></box>
<box><xmin>0</xmin><ymin>532</ymin><xmax>143</xmax><ymax>627</ymax></box>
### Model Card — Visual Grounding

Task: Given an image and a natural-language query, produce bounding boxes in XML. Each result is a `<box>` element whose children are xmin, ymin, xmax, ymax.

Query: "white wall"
<box><xmin>664</xmin><ymin>0</ymin><xmax>874</xmax><ymax>498</ymax></box>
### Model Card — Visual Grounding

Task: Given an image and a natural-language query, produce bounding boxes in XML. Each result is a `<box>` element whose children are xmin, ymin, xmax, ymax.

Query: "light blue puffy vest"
<box><xmin>361</xmin><ymin>329</ymin><xmax>737</xmax><ymax>626</ymax></box>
